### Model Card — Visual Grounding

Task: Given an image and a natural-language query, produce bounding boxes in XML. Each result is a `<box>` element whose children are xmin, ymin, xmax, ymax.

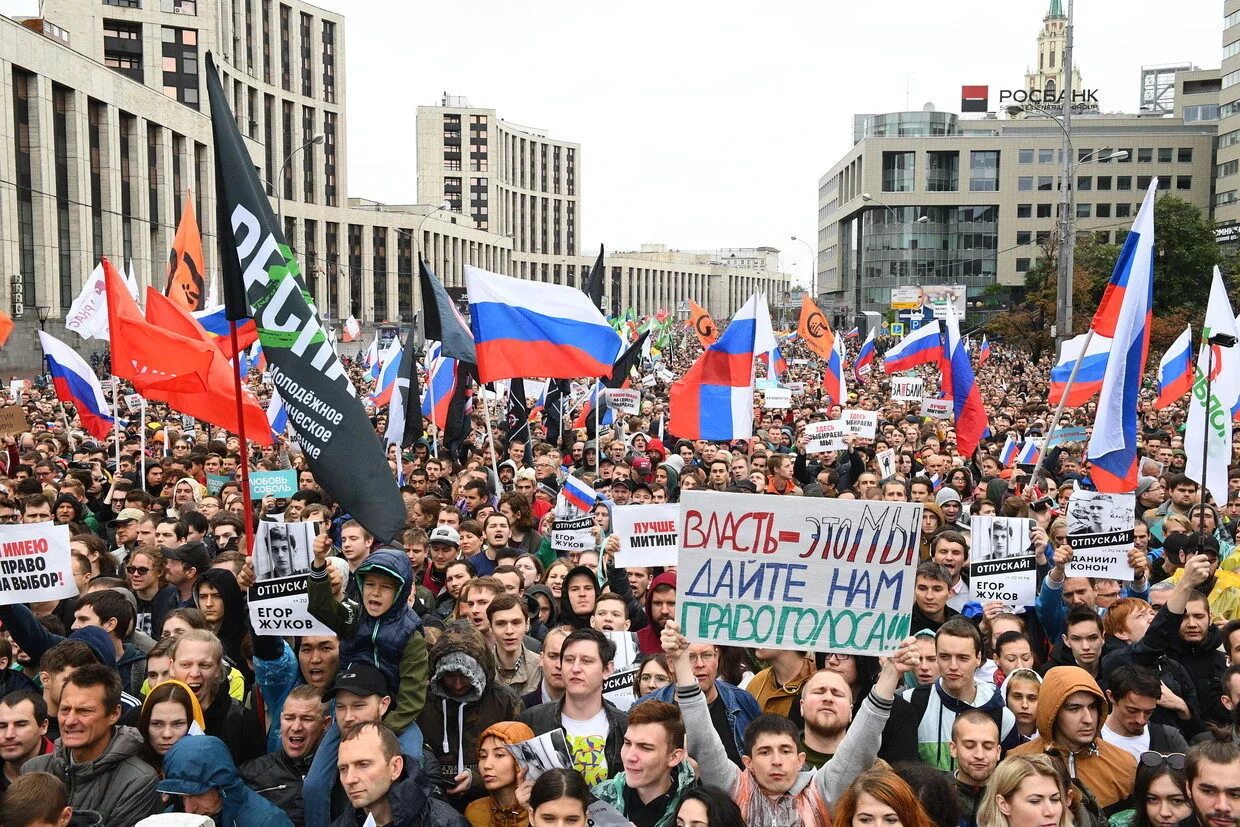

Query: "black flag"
<box><xmin>205</xmin><ymin>53</ymin><xmax>406</xmax><ymax>542</ymax></box>
<box><xmin>385</xmin><ymin>337</ymin><xmax>423</xmax><ymax>448</ymax></box>
<box><xmin>419</xmin><ymin>259</ymin><xmax>476</xmax><ymax>369</ymax></box>
<box><xmin>584</xmin><ymin>331</ymin><xmax>649</xmax><ymax>439</ymax></box>
<box><xmin>581</xmin><ymin>244</ymin><xmax>605</xmax><ymax>311</ymax></box>
<box><xmin>543</xmin><ymin>378</ymin><xmax>571</xmax><ymax>448</ymax></box>
<box><xmin>504</xmin><ymin>379</ymin><xmax>530</xmax><ymax>444</ymax></box>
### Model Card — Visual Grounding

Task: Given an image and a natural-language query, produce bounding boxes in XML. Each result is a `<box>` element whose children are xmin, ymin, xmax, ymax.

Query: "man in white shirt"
<box><xmin>1101</xmin><ymin>663</ymin><xmax>1189</xmax><ymax>760</ymax></box>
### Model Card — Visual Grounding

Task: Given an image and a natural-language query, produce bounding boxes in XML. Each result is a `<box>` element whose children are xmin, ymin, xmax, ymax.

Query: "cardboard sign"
<box><xmin>921</xmin><ymin>398</ymin><xmax>953</xmax><ymax>419</ymax></box>
<box><xmin>805</xmin><ymin>420</ymin><xmax>849</xmax><ymax>453</ymax></box>
<box><xmin>0</xmin><ymin>523</ymin><xmax>78</xmax><ymax>605</ymax></box>
<box><xmin>969</xmin><ymin>516</ymin><xmax>1036</xmax><ymax>610</ymax></box>
<box><xmin>0</xmin><ymin>406</ymin><xmax>29</xmax><ymax>436</ymax></box>
<box><xmin>1066</xmin><ymin>491</ymin><xmax>1135</xmax><ymax>581</ymax></box>
<box><xmin>841</xmin><ymin>409</ymin><xmax>877</xmax><ymax>438</ymax></box>
<box><xmin>891</xmin><ymin>377</ymin><xmax>923</xmax><ymax>401</ymax></box>
<box><xmin>124</xmin><ymin>393</ymin><xmax>143</xmax><ymax>413</ymax></box>
<box><xmin>604</xmin><ymin>388</ymin><xmax>640</xmax><ymax>416</ymax></box>
<box><xmin>640</xmin><ymin>375</ymin><xmax>657</xmax><ymax>387</ymax></box>
<box><xmin>876</xmin><ymin>449</ymin><xmax>896</xmax><ymax>479</ymax></box>
<box><xmin>613</xmin><ymin>504</ymin><xmax>679</xmax><ymax>567</ymax></box>
<box><xmin>247</xmin><ymin>521</ymin><xmax>334</xmax><ymax>636</ymax></box>
<box><xmin>249</xmin><ymin>470</ymin><xmax>298</xmax><ymax>499</ymax></box>
<box><xmin>677</xmin><ymin>491</ymin><xmax>922</xmax><ymax>655</ymax></box>
<box><xmin>551</xmin><ymin>516</ymin><xmax>595</xmax><ymax>553</ymax></box>
<box><xmin>764</xmin><ymin>388</ymin><xmax>792</xmax><ymax>410</ymax></box>
<box><xmin>505</xmin><ymin>730</ymin><xmax>571</xmax><ymax>784</ymax></box>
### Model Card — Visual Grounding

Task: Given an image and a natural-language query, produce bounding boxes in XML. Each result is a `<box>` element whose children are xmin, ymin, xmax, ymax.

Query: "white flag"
<box><xmin>125</xmin><ymin>260</ymin><xmax>141</xmax><ymax>302</ymax></box>
<box><xmin>1186</xmin><ymin>266</ymin><xmax>1240</xmax><ymax>503</ymax></box>
<box><xmin>64</xmin><ymin>264</ymin><xmax>109</xmax><ymax>341</ymax></box>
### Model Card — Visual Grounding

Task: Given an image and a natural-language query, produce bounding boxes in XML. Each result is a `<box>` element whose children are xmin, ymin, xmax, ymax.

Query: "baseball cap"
<box><xmin>108</xmin><ymin>508</ymin><xmax>145</xmax><ymax>527</ymax></box>
<box><xmin>631</xmin><ymin>457</ymin><xmax>652</xmax><ymax>474</ymax></box>
<box><xmin>610</xmin><ymin>479</ymin><xmax>634</xmax><ymax>492</ymax></box>
<box><xmin>323</xmin><ymin>661</ymin><xmax>389</xmax><ymax>701</ymax></box>
<box><xmin>427</xmin><ymin>525</ymin><xmax>460</xmax><ymax>548</ymax></box>
<box><xmin>163</xmin><ymin>541</ymin><xmax>211</xmax><ymax>574</ymax></box>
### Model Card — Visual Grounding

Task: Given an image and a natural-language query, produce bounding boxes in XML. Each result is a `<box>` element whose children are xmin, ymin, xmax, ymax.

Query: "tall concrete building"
<box><xmin>1217</xmin><ymin>2</ymin><xmax>1240</xmax><ymax>240</ymax></box>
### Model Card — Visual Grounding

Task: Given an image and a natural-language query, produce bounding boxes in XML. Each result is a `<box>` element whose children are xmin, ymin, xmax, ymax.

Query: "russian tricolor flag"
<box><xmin>560</xmin><ymin>473</ymin><xmax>597</xmax><ymax>513</ymax></box>
<box><xmin>371</xmin><ymin>342</ymin><xmax>402</xmax><ymax>407</ymax></box>
<box><xmin>845</xmin><ymin>326</ymin><xmax>860</xmax><ymax>339</ymax></box>
<box><xmin>266</xmin><ymin>390</ymin><xmax>289</xmax><ymax>438</ymax></box>
<box><xmin>939</xmin><ymin>303</ymin><xmax>987</xmax><ymax>457</ymax></box>
<box><xmin>999</xmin><ymin>435</ymin><xmax>1019</xmax><ymax>467</ymax></box>
<box><xmin>1049</xmin><ymin>332</ymin><xmax>1112</xmax><ymax>407</ymax></box>
<box><xmin>421</xmin><ymin>343</ymin><xmax>462</xmax><ymax>431</ymax></box>
<box><xmin>1155</xmin><ymin>324</ymin><xmax>1193</xmax><ymax>410</ymax></box>
<box><xmin>1088</xmin><ymin>180</ymin><xmax>1157</xmax><ymax>493</ymax></box>
<box><xmin>466</xmin><ymin>265</ymin><xmax>622</xmax><ymax>383</ymax></box>
<box><xmin>823</xmin><ymin>334</ymin><xmax>847</xmax><ymax>406</ymax></box>
<box><xmin>1017</xmin><ymin>439</ymin><xmax>1041</xmax><ymax>466</ymax></box>
<box><xmin>854</xmin><ymin>327</ymin><xmax>876</xmax><ymax>382</ymax></box>
<box><xmin>978</xmin><ymin>334</ymin><xmax>991</xmax><ymax>365</ymax></box>
<box><xmin>191</xmin><ymin>305</ymin><xmax>258</xmax><ymax>359</ymax></box>
<box><xmin>883</xmin><ymin>321</ymin><xmax>943</xmax><ymax>374</ymax></box>
<box><xmin>669</xmin><ymin>293</ymin><xmax>772</xmax><ymax>440</ymax></box>
<box><xmin>40</xmin><ymin>331</ymin><xmax>115</xmax><ymax>440</ymax></box>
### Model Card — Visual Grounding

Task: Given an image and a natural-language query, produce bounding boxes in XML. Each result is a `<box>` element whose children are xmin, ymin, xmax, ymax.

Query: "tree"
<box><xmin>985</xmin><ymin>237</ymin><xmax>1091</xmax><ymax>362</ymax></box>
<box><xmin>1112</xmin><ymin>195</ymin><xmax>1218</xmax><ymax>314</ymax></box>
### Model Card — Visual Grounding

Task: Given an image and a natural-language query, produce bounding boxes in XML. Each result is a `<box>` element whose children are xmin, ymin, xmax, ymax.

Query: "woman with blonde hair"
<box><xmin>977</xmin><ymin>754</ymin><xmax>1072</xmax><ymax>827</ymax></box>
<box><xmin>831</xmin><ymin>768</ymin><xmax>934</xmax><ymax>827</ymax></box>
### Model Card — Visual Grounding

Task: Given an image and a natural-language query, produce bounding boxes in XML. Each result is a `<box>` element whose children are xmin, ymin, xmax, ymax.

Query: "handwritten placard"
<box><xmin>0</xmin><ymin>407</ymin><xmax>29</xmax><ymax>436</ymax></box>
<box><xmin>805</xmin><ymin>420</ymin><xmax>849</xmax><ymax>453</ymax></box>
<box><xmin>604</xmin><ymin>388</ymin><xmax>640</xmax><ymax>416</ymax></box>
<box><xmin>612</xmin><ymin>504</ymin><xmax>679</xmax><ymax>567</ymax></box>
<box><xmin>677</xmin><ymin>491</ymin><xmax>921</xmax><ymax>655</ymax></box>
<box><xmin>124</xmin><ymin>393</ymin><xmax>143</xmax><ymax>413</ymax></box>
<box><xmin>921</xmin><ymin>398</ymin><xmax>952</xmax><ymax>419</ymax></box>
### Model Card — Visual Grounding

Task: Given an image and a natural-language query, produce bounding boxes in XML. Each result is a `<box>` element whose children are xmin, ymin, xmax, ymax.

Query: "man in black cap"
<box><xmin>152</xmin><ymin>541</ymin><xmax>210</xmax><ymax>638</ymax></box>
<box><xmin>610</xmin><ymin>478</ymin><xmax>633</xmax><ymax>506</ymax></box>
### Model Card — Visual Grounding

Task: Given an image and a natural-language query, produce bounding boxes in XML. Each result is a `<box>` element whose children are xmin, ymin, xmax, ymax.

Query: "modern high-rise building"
<box><xmin>1217</xmin><ymin>1</ymin><xmax>1240</xmax><ymax>240</ymax></box>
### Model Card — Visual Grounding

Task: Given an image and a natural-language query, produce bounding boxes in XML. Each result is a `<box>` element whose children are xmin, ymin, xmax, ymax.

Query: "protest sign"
<box><xmin>604</xmin><ymin>630</ymin><xmax>638</xmax><ymax>669</ymax></box>
<box><xmin>805</xmin><ymin>420</ymin><xmax>849</xmax><ymax>452</ymax></box>
<box><xmin>1066</xmin><ymin>491</ymin><xmax>1135</xmax><ymax>581</ymax></box>
<box><xmin>205</xmin><ymin>473</ymin><xmax>231</xmax><ymax>495</ymax></box>
<box><xmin>640</xmin><ymin>374</ymin><xmax>656</xmax><ymax>387</ymax></box>
<box><xmin>841</xmin><ymin>409</ymin><xmax>877</xmax><ymax>438</ymax></box>
<box><xmin>604</xmin><ymin>388</ymin><xmax>640</xmax><ymax>415</ymax></box>
<box><xmin>249</xmin><ymin>470</ymin><xmax>298</xmax><ymax>499</ymax></box>
<box><xmin>505</xmin><ymin>731</ymin><xmax>571</xmax><ymax>785</ymax></box>
<box><xmin>763</xmin><ymin>388</ymin><xmax>792</xmax><ymax>409</ymax></box>
<box><xmin>0</xmin><ymin>523</ymin><xmax>77</xmax><ymax>605</ymax></box>
<box><xmin>969</xmin><ymin>516</ymin><xmax>1036</xmax><ymax>609</ymax></box>
<box><xmin>9</xmin><ymin>380</ymin><xmax>24</xmax><ymax>400</ymax></box>
<box><xmin>1046</xmin><ymin>426</ymin><xmax>1089</xmax><ymax>449</ymax></box>
<box><xmin>786</xmin><ymin>381</ymin><xmax>806</xmax><ymax>394</ymax></box>
<box><xmin>124</xmin><ymin>393</ymin><xmax>143</xmax><ymax>413</ymax></box>
<box><xmin>677</xmin><ymin>491</ymin><xmax>921</xmax><ymax>655</ymax></box>
<box><xmin>247</xmin><ymin>520</ymin><xmax>333</xmax><ymax>636</ymax></box>
<box><xmin>0</xmin><ymin>406</ymin><xmax>29</xmax><ymax>436</ymax></box>
<box><xmin>552</xmin><ymin>516</ymin><xmax>595</xmax><ymax>553</ymax></box>
<box><xmin>657</xmin><ymin>368</ymin><xmax>675</xmax><ymax>383</ymax></box>
<box><xmin>602</xmin><ymin>667</ymin><xmax>637</xmax><ymax>712</ymax></box>
<box><xmin>921</xmin><ymin>398</ymin><xmax>952</xmax><ymax>419</ymax></box>
<box><xmin>876</xmin><ymin>449</ymin><xmax>896</xmax><ymax>479</ymax></box>
<box><xmin>755</xmin><ymin>377</ymin><xmax>778</xmax><ymax>390</ymax></box>
<box><xmin>612</xmin><ymin>504</ymin><xmax>679</xmax><ymax>567</ymax></box>
<box><xmin>891</xmin><ymin>377</ymin><xmax>923</xmax><ymax>401</ymax></box>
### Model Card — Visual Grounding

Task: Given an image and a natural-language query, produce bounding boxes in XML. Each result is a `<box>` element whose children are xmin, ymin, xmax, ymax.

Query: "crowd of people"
<box><xmin>0</xmin><ymin>323</ymin><xmax>1235</xmax><ymax>827</ymax></box>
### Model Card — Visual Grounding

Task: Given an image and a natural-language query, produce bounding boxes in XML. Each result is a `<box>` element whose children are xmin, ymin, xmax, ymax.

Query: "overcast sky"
<box><xmin>1</xmin><ymin>0</ymin><xmax>1223</xmax><ymax>287</ymax></box>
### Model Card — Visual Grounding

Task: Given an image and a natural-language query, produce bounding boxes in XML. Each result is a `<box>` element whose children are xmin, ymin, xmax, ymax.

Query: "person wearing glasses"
<box><xmin>1106</xmin><ymin>751</ymin><xmax>1191</xmax><ymax>827</ymax></box>
<box><xmin>1100</xmin><ymin>665</ymin><xmax>1190</xmax><ymax>762</ymax></box>
<box><xmin>0</xmin><ymin>496</ymin><xmax>20</xmax><ymax>524</ymax></box>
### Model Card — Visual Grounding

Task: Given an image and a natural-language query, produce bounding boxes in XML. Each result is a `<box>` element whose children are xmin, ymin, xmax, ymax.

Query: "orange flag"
<box><xmin>165</xmin><ymin>192</ymin><xmax>207</xmax><ymax>312</ymax></box>
<box><xmin>687</xmin><ymin>300</ymin><xmax>718</xmax><ymax>347</ymax></box>
<box><xmin>797</xmin><ymin>294</ymin><xmax>836</xmax><ymax>361</ymax></box>
<box><xmin>0</xmin><ymin>310</ymin><xmax>12</xmax><ymax>348</ymax></box>
<box><xmin>105</xmin><ymin>258</ymin><xmax>214</xmax><ymax>393</ymax></box>
<box><xmin>143</xmin><ymin>288</ymin><xmax>273</xmax><ymax>444</ymax></box>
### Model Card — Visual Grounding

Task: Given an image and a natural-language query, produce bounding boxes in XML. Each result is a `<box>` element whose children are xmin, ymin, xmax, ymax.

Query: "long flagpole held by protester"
<box><xmin>480</xmin><ymin>383</ymin><xmax>501</xmax><ymax>486</ymax></box>
<box><xmin>110</xmin><ymin>376</ymin><xmax>121</xmax><ymax>472</ymax></box>
<box><xmin>138</xmin><ymin>398</ymin><xmax>146</xmax><ymax>489</ymax></box>
<box><xmin>230</xmin><ymin>323</ymin><xmax>257</xmax><ymax>559</ymax></box>
<box><xmin>594</xmin><ymin>384</ymin><xmax>601</xmax><ymax>477</ymax></box>
<box><xmin>1030</xmin><ymin>328</ymin><xmax>1096</xmax><ymax>491</ymax></box>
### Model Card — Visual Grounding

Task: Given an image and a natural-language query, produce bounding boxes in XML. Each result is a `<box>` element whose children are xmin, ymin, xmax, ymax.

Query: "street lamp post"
<box><xmin>790</xmin><ymin>235</ymin><xmax>816</xmax><ymax>295</ymax></box>
<box><xmin>35</xmin><ymin>306</ymin><xmax>50</xmax><ymax>331</ymax></box>
<box><xmin>275</xmin><ymin>133</ymin><xmax>325</xmax><ymax>227</ymax></box>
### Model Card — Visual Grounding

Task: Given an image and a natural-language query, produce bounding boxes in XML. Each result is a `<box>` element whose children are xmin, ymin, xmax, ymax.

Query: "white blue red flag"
<box><xmin>1016</xmin><ymin>439</ymin><xmax>1041</xmax><ymax>466</ymax></box>
<box><xmin>266</xmin><ymin>390</ymin><xmax>289</xmax><ymax>438</ymax></box>
<box><xmin>421</xmin><ymin>343</ymin><xmax>462</xmax><ymax>431</ymax></box>
<box><xmin>1087</xmin><ymin>180</ymin><xmax>1157</xmax><ymax>493</ymax></box>
<box><xmin>978</xmin><ymin>335</ymin><xmax>991</xmax><ymax>365</ymax></box>
<box><xmin>1049</xmin><ymin>332</ymin><xmax>1112</xmax><ymax>408</ymax></box>
<box><xmin>999</xmin><ymin>435</ymin><xmax>1019</xmax><ymax>467</ymax></box>
<box><xmin>560</xmin><ymin>473</ymin><xmax>598</xmax><ymax>513</ymax></box>
<box><xmin>39</xmin><ymin>331</ymin><xmax>115</xmax><ymax>440</ymax></box>
<box><xmin>669</xmin><ymin>293</ymin><xmax>766</xmax><ymax>440</ymax></box>
<box><xmin>465</xmin><ymin>265</ymin><xmax>622</xmax><ymax>383</ymax></box>
<box><xmin>823</xmin><ymin>333</ymin><xmax>847</xmax><ymax>406</ymax></box>
<box><xmin>371</xmin><ymin>341</ymin><xmax>402</xmax><ymax>407</ymax></box>
<box><xmin>854</xmin><ymin>328</ymin><xmax>876</xmax><ymax>382</ymax></box>
<box><xmin>1155</xmin><ymin>324</ymin><xmax>1194</xmax><ymax>410</ymax></box>
<box><xmin>883</xmin><ymin>321</ymin><xmax>942</xmax><ymax>374</ymax></box>
<box><xmin>939</xmin><ymin>303</ymin><xmax>987</xmax><ymax>457</ymax></box>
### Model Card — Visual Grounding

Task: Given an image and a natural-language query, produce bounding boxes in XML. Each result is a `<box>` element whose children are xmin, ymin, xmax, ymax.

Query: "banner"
<box><xmin>968</xmin><ymin>516</ymin><xmax>1036</xmax><ymax>610</ymax></box>
<box><xmin>891</xmin><ymin>377</ymin><xmax>923</xmax><ymax>401</ymax></box>
<box><xmin>677</xmin><ymin>491</ymin><xmax>921</xmax><ymax>654</ymax></box>
<box><xmin>165</xmin><ymin>194</ymin><xmax>207</xmax><ymax>312</ymax></box>
<box><xmin>1046</xmin><ymin>426</ymin><xmax>1090</xmax><ymax>448</ymax></box>
<box><xmin>207</xmin><ymin>53</ymin><xmax>406</xmax><ymax>543</ymax></box>
<box><xmin>64</xmin><ymin>264</ymin><xmax>109</xmax><ymax>341</ymax></box>
<box><xmin>205</xmin><ymin>473</ymin><xmax>231</xmax><ymax>495</ymax></box>
<box><xmin>612</xmin><ymin>504</ymin><xmax>679</xmax><ymax>567</ymax></box>
<box><xmin>0</xmin><ymin>523</ymin><xmax>77</xmax><ymax>605</ymax></box>
<box><xmin>763</xmin><ymin>388</ymin><xmax>791</xmax><ymax>409</ymax></box>
<box><xmin>604</xmin><ymin>388</ymin><xmax>640</xmax><ymax>416</ymax></box>
<box><xmin>1066</xmin><ymin>490</ymin><xmax>1135</xmax><ymax>580</ymax></box>
<box><xmin>687</xmin><ymin>300</ymin><xmax>718</xmax><ymax>347</ymax></box>
<box><xmin>841</xmin><ymin>409</ymin><xmax>877</xmax><ymax>438</ymax></box>
<box><xmin>805</xmin><ymin>420</ymin><xmax>849</xmax><ymax>452</ymax></box>
<box><xmin>249</xmin><ymin>470</ymin><xmax>298</xmax><ymax>499</ymax></box>
<box><xmin>247</xmin><ymin>520</ymin><xmax>333</xmax><ymax>636</ymax></box>
<box><xmin>921</xmin><ymin>398</ymin><xmax>952</xmax><ymax>419</ymax></box>
<box><xmin>551</xmin><ymin>516</ymin><xmax>595</xmax><ymax>553</ymax></box>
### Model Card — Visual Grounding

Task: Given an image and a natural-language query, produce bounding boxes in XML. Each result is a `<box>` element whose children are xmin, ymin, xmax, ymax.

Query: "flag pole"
<box><xmin>1031</xmin><ymin>328</ymin><xmax>1095</xmax><ymax>490</ymax></box>
<box><xmin>1198</xmin><ymin>341</ymin><xmax>1215</xmax><ymax>542</ymax></box>
<box><xmin>229</xmin><ymin>320</ymin><xmax>257</xmax><ymax>559</ymax></box>
<box><xmin>139</xmin><ymin>399</ymin><xmax>146</xmax><ymax>489</ymax></box>
<box><xmin>480</xmin><ymin>383</ymin><xmax>501</xmax><ymax>488</ymax></box>
<box><xmin>594</xmin><ymin>384</ymin><xmax>601</xmax><ymax>477</ymax></box>
<box><xmin>110</xmin><ymin>377</ymin><xmax>121</xmax><ymax>472</ymax></box>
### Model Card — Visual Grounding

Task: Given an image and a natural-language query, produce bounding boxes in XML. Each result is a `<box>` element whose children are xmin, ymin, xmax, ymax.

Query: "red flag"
<box><xmin>104</xmin><ymin>258</ymin><xmax>213</xmax><ymax>393</ymax></box>
<box><xmin>0</xmin><ymin>310</ymin><xmax>12</xmax><ymax>348</ymax></box>
<box><xmin>143</xmin><ymin>288</ymin><xmax>273</xmax><ymax>445</ymax></box>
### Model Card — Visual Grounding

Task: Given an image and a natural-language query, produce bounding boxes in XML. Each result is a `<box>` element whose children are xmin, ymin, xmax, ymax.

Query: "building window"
<box><xmin>119</xmin><ymin>113</ymin><xmax>135</xmax><ymax>265</ymax></box>
<box><xmin>926</xmin><ymin>151</ymin><xmax>958</xmax><ymax>192</ymax></box>
<box><xmin>1178</xmin><ymin>147</ymin><xmax>1193</xmax><ymax>163</ymax></box>
<box><xmin>1016</xmin><ymin>258</ymin><xmax>1031</xmax><ymax>272</ymax></box>
<box><xmin>1017</xmin><ymin>204</ymin><xmax>1032</xmax><ymax>218</ymax></box>
<box><xmin>160</xmin><ymin>26</ymin><xmax>199</xmax><ymax>108</ymax></box>
<box><xmin>323</xmin><ymin>110</ymin><xmax>337</xmax><ymax>206</ymax></box>
<box><xmin>321</xmin><ymin>19</ymin><xmax>336</xmax><ymax>103</ymax></box>
<box><xmin>1116</xmin><ymin>203</ymin><xmax>1132</xmax><ymax>217</ymax></box>
<box><xmin>1137</xmin><ymin>148</ymin><xmax>1153</xmax><ymax>163</ymax></box>
<box><xmin>1096</xmin><ymin>203</ymin><xmax>1111</xmax><ymax>218</ymax></box>
<box><xmin>263</xmin><ymin>93</ymin><xmax>274</xmax><ymax>194</ymax></box>
<box><xmin>302</xmin><ymin>105</ymin><xmax>316</xmax><ymax>204</ymax></box>
<box><xmin>1177</xmin><ymin>175</ymin><xmax>1192</xmax><ymax>190</ymax></box>
<box><xmin>262</xmin><ymin>0</ymin><xmax>272</xmax><ymax>83</ymax></box>
<box><xmin>89</xmin><ymin>100</ymin><xmax>105</xmax><ymax>266</ymax></box>
<box><xmin>1036</xmin><ymin>230</ymin><xmax>1051</xmax><ymax>245</ymax></box>
<box><xmin>1157</xmin><ymin>147</ymin><xmax>1173</xmax><ymax>163</ymax></box>
<box><xmin>1158</xmin><ymin>178</ymin><xmax>1171</xmax><ymax>190</ymax></box>
<box><xmin>160</xmin><ymin>0</ymin><xmax>196</xmax><ymax>13</ymax></box>
<box><xmin>325</xmin><ymin>222</ymin><xmax>338</xmax><ymax>318</ymax></box>
<box><xmin>1184</xmin><ymin>104</ymin><xmax>1219</xmax><ymax>122</ymax></box>
<box><xmin>1018</xmin><ymin>176</ymin><xmax>1033</xmax><ymax>191</ymax></box>
<box><xmin>1018</xmin><ymin>149</ymin><xmax>1034</xmax><ymax>164</ymax></box>
<box><xmin>1115</xmin><ymin>148</ymin><xmax>1133</xmax><ymax>163</ymax></box>
<box><xmin>1038</xmin><ymin>149</ymin><xmax>1055</xmax><ymax>164</ymax></box>
<box><xmin>882</xmin><ymin>151</ymin><xmax>915</xmax><ymax>192</ymax></box>
<box><xmin>279</xmin><ymin>4</ymin><xmax>291</xmax><ymax>91</ymax></box>
<box><xmin>567</xmin><ymin>148</ymin><xmax>575</xmax><ymax>196</ymax></box>
<box><xmin>1220</xmin><ymin>160</ymin><xmax>1239</xmax><ymax>179</ymax></box>
<box><xmin>1097</xmin><ymin>176</ymin><xmax>1112</xmax><ymax>190</ymax></box>
<box><xmin>373</xmin><ymin>228</ymin><xmax>388</xmax><ymax>322</ymax></box>
<box><xmin>1016</xmin><ymin>231</ymin><xmax>1031</xmax><ymax>244</ymax></box>
<box><xmin>348</xmin><ymin>224</ymin><xmax>362</xmax><ymax>319</ymax></box>
<box><xmin>147</xmin><ymin>123</ymin><xmax>160</xmax><ymax>230</ymax></box>
<box><xmin>303</xmin><ymin>219</ymin><xmax>317</xmax><ymax>296</ymax></box>
<box><xmin>299</xmin><ymin>12</ymin><xmax>312</xmax><ymax>97</ymax></box>
<box><xmin>1077</xmin><ymin>176</ymin><xmax>1092</xmax><ymax>191</ymax></box>
<box><xmin>1137</xmin><ymin>175</ymin><xmax>1153</xmax><ymax>189</ymax></box>
<box><xmin>1077</xmin><ymin>148</ymin><xmax>1094</xmax><ymax>163</ymax></box>
<box><xmin>469</xmin><ymin>114</ymin><xmax>487</xmax><ymax>172</ymax></box>
<box><xmin>282</xmin><ymin>100</ymin><xmax>293</xmax><ymax>201</ymax></box>
<box><xmin>104</xmin><ymin>0</ymin><xmax>141</xmax><ymax>7</ymax></box>
<box><xmin>104</xmin><ymin>19</ymin><xmax>143</xmax><ymax>81</ymax></box>
<box><xmin>396</xmin><ymin>229</ymin><xmax>412</xmax><ymax>319</ymax></box>
<box><xmin>1076</xmin><ymin>203</ymin><xmax>1091</xmax><ymax>218</ymax></box>
<box><xmin>1117</xmin><ymin>175</ymin><xmax>1132</xmax><ymax>190</ymax></box>
<box><xmin>13</xmin><ymin>68</ymin><xmax>34</xmax><ymax>307</ymax></box>
<box><xmin>1038</xmin><ymin>176</ymin><xmax>1054</xmax><ymax>191</ymax></box>
<box><xmin>1037</xmin><ymin>203</ymin><xmax>1053</xmax><ymax>218</ymax></box>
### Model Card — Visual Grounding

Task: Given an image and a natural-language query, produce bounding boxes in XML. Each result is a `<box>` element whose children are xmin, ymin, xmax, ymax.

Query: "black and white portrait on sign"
<box><xmin>254</xmin><ymin>520</ymin><xmax>314</xmax><ymax>581</ymax></box>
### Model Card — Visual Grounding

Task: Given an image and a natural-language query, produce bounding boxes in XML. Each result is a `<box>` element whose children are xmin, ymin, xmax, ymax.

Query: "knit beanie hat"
<box><xmin>479</xmin><ymin>721</ymin><xmax>536</xmax><ymax>746</ymax></box>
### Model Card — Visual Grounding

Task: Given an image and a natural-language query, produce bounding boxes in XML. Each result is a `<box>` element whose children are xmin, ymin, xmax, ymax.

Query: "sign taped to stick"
<box><xmin>604</xmin><ymin>388</ymin><xmax>640</xmax><ymax>415</ymax></box>
<box><xmin>677</xmin><ymin>491</ymin><xmax>921</xmax><ymax>655</ymax></box>
<box><xmin>891</xmin><ymin>377</ymin><xmax>923</xmax><ymax>401</ymax></box>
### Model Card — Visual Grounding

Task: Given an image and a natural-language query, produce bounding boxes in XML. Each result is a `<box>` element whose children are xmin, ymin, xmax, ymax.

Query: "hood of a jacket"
<box><xmin>1034</xmin><ymin>665</ymin><xmax>1106</xmax><ymax>744</ymax></box>
<box><xmin>558</xmin><ymin>565</ymin><xmax>600</xmax><ymax>625</ymax></box>
<box><xmin>193</xmin><ymin>568</ymin><xmax>247</xmax><ymax>643</ymax></box>
<box><xmin>921</xmin><ymin>501</ymin><xmax>945</xmax><ymax>530</ymax></box>
<box><xmin>526</xmin><ymin>584</ymin><xmax>556</xmax><ymax>626</ymax></box>
<box><xmin>661</xmin><ymin>454</ymin><xmax>685</xmax><ymax>476</ymax></box>
<box><xmin>54</xmin><ymin>494</ymin><xmax>84</xmax><ymax>522</ymax></box>
<box><xmin>657</xmin><ymin>462</ymin><xmax>680</xmax><ymax>492</ymax></box>
<box><xmin>353</xmin><ymin>546</ymin><xmax>415</xmax><ymax>623</ymax></box>
<box><xmin>53</xmin><ymin>725</ymin><xmax>145</xmax><ymax>782</ymax></box>
<box><xmin>159</xmin><ymin>734</ymin><xmax>247</xmax><ymax>800</ymax></box>
<box><xmin>644</xmin><ymin>570</ymin><xmax>677</xmax><ymax>626</ymax></box>
<box><xmin>428</xmin><ymin>623</ymin><xmax>493</xmax><ymax>697</ymax></box>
